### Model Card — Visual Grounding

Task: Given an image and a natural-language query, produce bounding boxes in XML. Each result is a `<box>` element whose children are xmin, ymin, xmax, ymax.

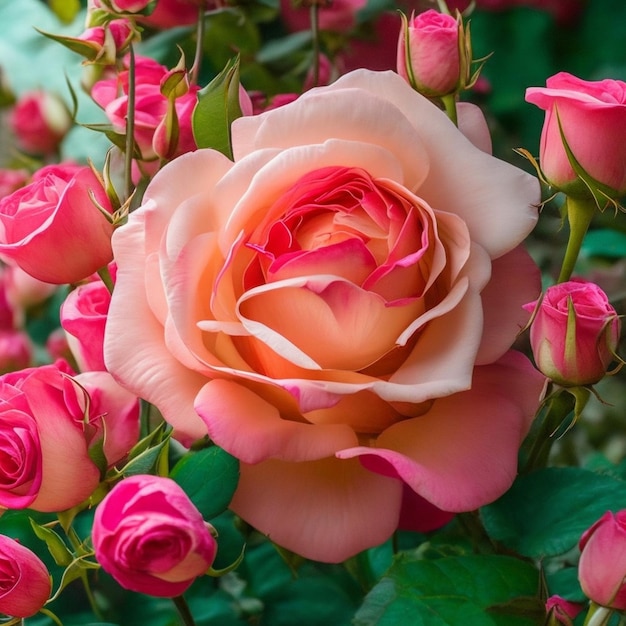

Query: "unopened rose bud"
<box><xmin>523</xmin><ymin>279</ymin><xmax>622</xmax><ymax>387</ymax></box>
<box><xmin>10</xmin><ymin>90</ymin><xmax>72</xmax><ymax>155</ymax></box>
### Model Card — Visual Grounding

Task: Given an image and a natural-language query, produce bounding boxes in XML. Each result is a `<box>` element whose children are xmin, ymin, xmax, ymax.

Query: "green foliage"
<box><xmin>354</xmin><ymin>553</ymin><xmax>542</xmax><ymax>626</ymax></box>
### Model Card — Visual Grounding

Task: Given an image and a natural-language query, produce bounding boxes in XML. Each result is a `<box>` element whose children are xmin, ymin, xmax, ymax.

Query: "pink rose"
<box><xmin>9</xmin><ymin>90</ymin><xmax>72</xmax><ymax>156</ymax></box>
<box><xmin>2</xmin><ymin>263</ymin><xmax>58</xmax><ymax>319</ymax></box>
<box><xmin>0</xmin><ymin>329</ymin><xmax>32</xmax><ymax>374</ymax></box>
<box><xmin>523</xmin><ymin>279</ymin><xmax>621</xmax><ymax>387</ymax></box>
<box><xmin>110</xmin><ymin>0</ymin><xmax>152</xmax><ymax>11</ymax></box>
<box><xmin>104</xmin><ymin>69</ymin><xmax>545</xmax><ymax>562</ymax></box>
<box><xmin>578</xmin><ymin>510</ymin><xmax>626</xmax><ymax>609</ymax></box>
<box><xmin>526</xmin><ymin>72</ymin><xmax>626</xmax><ymax>198</ymax></box>
<box><xmin>91</xmin><ymin>56</ymin><xmax>199</xmax><ymax>161</ymax></box>
<box><xmin>78</xmin><ymin>18</ymin><xmax>134</xmax><ymax>64</ymax></box>
<box><xmin>0</xmin><ymin>535</ymin><xmax>51</xmax><ymax>618</ymax></box>
<box><xmin>397</xmin><ymin>10</ymin><xmax>461</xmax><ymax>97</ymax></box>
<box><xmin>545</xmin><ymin>595</ymin><xmax>584</xmax><ymax>625</ymax></box>
<box><xmin>0</xmin><ymin>362</ymin><xmax>101</xmax><ymax>512</ymax></box>
<box><xmin>92</xmin><ymin>475</ymin><xmax>217</xmax><ymax>597</ymax></box>
<box><xmin>280</xmin><ymin>0</ymin><xmax>366</xmax><ymax>32</ymax></box>
<box><xmin>0</xmin><ymin>169</ymin><xmax>29</xmax><ymax>199</ymax></box>
<box><xmin>61</xmin><ymin>279</ymin><xmax>111</xmax><ymax>372</ymax></box>
<box><xmin>0</xmin><ymin>163</ymin><xmax>115</xmax><ymax>284</ymax></box>
<box><xmin>140</xmin><ymin>0</ymin><xmax>213</xmax><ymax>28</ymax></box>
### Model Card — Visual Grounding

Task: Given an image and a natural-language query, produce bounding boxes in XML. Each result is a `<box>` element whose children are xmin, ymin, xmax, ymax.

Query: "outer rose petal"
<box><xmin>337</xmin><ymin>351</ymin><xmax>546</xmax><ymax>512</ymax></box>
<box><xmin>230</xmin><ymin>456</ymin><xmax>403</xmax><ymax>563</ymax></box>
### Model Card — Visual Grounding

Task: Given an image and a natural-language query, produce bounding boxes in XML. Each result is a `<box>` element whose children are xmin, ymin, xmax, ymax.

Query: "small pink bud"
<box><xmin>523</xmin><ymin>279</ymin><xmax>621</xmax><ymax>387</ymax></box>
<box><xmin>0</xmin><ymin>330</ymin><xmax>32</xmax><ymax>374</ymax></box>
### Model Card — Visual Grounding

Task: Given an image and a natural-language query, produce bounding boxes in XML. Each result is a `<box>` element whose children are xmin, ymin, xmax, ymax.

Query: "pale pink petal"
<box><xmin>195</xmin><ymin>379</ymin><xmax>358</xmax><ymax>463</ymax></box>
<box><xmin>457</xmin><ymin>102</ymin><xmax>493</xmax><ymax>153</ymax></box>
<box><xmin>230</xmin><ymin>456</ymin><xmax>403</xmax><ymax>562</ymax></box>
<box><xmin>337</xmin><ymin>351</ymin><xmax>546</xmax><ymax>511</ymax></box>
<box><xmin>104</xmin><ymin>216</ymin><xmax>207</xmax><ymax>444</ymax></box>
<box><xmin>476</xmin><ymin>245</ymin><xmax>542</xmax><ymax>365</ymax></box>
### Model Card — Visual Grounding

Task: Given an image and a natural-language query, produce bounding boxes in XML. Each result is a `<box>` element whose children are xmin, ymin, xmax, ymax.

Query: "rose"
<box><xmin>0</xmin><ymin>329</ymin><xmax>32</xmax><ymax>374</ymax></box>
<box><xmin>91</xmin><ymin>55</ymin><xmax>199</xmax><ymax>161</ymax></box>
<box><xmin>525</xmin><ymin>72</ymin><xmax>626</xmax><ymax>198</ymax></box>
<box><xmin>104</xmin><ymin>69</ymin><xmax>545</xmax><ymax>562</ymax></box>
<box><xmin>0</xmin><ymin>535</ymin><xmax>51</xmax><ymax>618</ymax></box>
<box><xmin>578</xmin><ymin>510</ymin><xmax>626</xmax><ymax>609</ymax></box>
<box><xmin>0</xmin><ymin>169</ymin><xmax>29</xmax><ymax>199</ymax></box>
<box><xmin>9</xmin><ymin>90</ymin><xmax>72</xmax><ymax>156</ymax></box>
<box><xmin>0</xmin><ymin>362</ymin><xmax>101</xmax><ymax>511</ymax></box>
<box><xmin>545</xmin><ymin>595</ymin><xmax>584</xmax><ymax>626</ymax></box>
<box><xmin>61</xmin><ymin>277</ymin><xmax>111</xmax><ymax>372</ymax></box>
<box><xmin>0</xmin><ymin>163</ymin><xmax>115</xmax><ymax>284</ymax></box>
<box><xmin>397</xmin><ymin>10</ymin><xmax>461</xmax><ymax>97</ymax></box>
<box><xmin>279</xmin><ymin>0</ymin><xmax>366</xmax><ymax>33</ymax></box>
<box><xmin>523</xmin><ymin>279</ymin><xmax>621</xmax><ymax>387</ymax></box>
<box><xmin>139</xmin><ymin>0</ymin><xmax>214</xmax><ymax>28</ymax></box>
<box><xmin>92</xmin><ymin>475</ymin><xmax>217</xmax><ymax>597</ymax></box>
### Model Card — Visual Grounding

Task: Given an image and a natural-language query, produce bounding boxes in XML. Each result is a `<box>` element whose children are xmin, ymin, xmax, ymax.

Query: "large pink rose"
<box><xmin>105</xmin><ymin>69</ymin><xmax>545</xmax><ymax>562</ymax></box>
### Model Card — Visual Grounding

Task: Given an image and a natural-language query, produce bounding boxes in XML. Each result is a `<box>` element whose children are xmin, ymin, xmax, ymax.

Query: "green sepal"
<box><xmin>35</xmin><ymin>28</ymin><xmax>104</xmax><ymax>62</ymax></box>
<box><xmin>192</xmin><ymin>55</ymin><xmax>244</xmax><ymax>158</ymax></box>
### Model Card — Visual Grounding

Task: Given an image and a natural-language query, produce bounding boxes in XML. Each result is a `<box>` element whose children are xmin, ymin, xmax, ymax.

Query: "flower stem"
<box><xmin>557</xmin><ymin>195</ymin><xmax>596</xmax><ymax>283</ymax></box>
<box><xmin>190</xmin><ymin>4</ymin><xmax>206</xmax><ymax>86</ymax></box>
<box><xmin>124</xmin><ymin>43</ymin><xmax>137</xmax><ymax>201</ymax></box>
<box><xmin>173</xmin><ymin>595</ymin><xmax>197</xmax><ymax>626</ymax></box>
<box><xmin>441</xmin><ymin>94</ymin><xmax>458</xmax><ymax>126</ymax></box>
<box><xmin>584</xmin><ymin>603</ymin><xmax>614</xmax><ymax>626</ymax></box>
<box><xmin>309</xmin><ymin>4</ymin><xmax>320</xmax><ymax>88</ymax></box>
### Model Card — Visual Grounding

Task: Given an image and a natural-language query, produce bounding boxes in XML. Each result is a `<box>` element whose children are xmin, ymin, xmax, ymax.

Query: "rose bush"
<box><xmin>92</xmin><ymin>475</ymin><xmax>217</xmax><ymax>597</ymax></box>
<box><xmin>105</xmin><ymin>69</ymin><xmax>546</xmax><ymax>562</ymax></box>
<box><xmin>525</xmin><ymin>72</ymin><xmax>626</xmax><ymax>198</ymax></box>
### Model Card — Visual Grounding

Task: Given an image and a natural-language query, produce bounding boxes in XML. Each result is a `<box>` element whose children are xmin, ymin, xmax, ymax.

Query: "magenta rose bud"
<box><xmin>0</xmin><ymin>535</ymin><xmax>51</xmax><ymax>617</ymax></box>
<box><xmin>578</xmin><ymin>510</ymin><xmax>626</xmax><ymax>609</ymax></box>
<box><xmin>525</xmin><ymin>72</ymin><xmax>626</xmax><ymax>198</ymax></box>
<box><xmin>9</xmin><ymin>91</ymin><xmax>72</xmax><ymax>156</ymax></box>
<box><xmin>545</xmin><ymin>595</ymin><xmax>584</xmax><ymax>625</ymax></box>
<box><xmin>524</xmin><ymin>279</ymin><xmax>621</xmax><ymax>387</ymax></box>
<box><xmin>0</xmin><ymin>163</ymin><xmax>115</xmax><ymax>284</ymax></box>
<box><xmin>92</xmin><ymin>475</ymin><xmax>217</xmax><ymax>597</ymax></box>
<box><xmin>397</xmin><ymin>10</ymin><xmax>461</xmax><ymax>97</ymax></box>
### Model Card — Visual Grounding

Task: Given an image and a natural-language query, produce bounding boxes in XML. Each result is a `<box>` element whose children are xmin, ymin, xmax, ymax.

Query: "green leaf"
<box><xmin>482</xmin><ymin>467</ymin><xmax>626</xmax><ymax>558</ymax></box>
<box><xmin>581</xmin><ymin>228</ymin><xmax>626</xmax><ymax>259</ymax></box>
<box><xmin>192</xmin><ymin>56</ymin><xmax>243</xmax><ymax>158</ymax></box>
<box><xmin>354</xmin><ymin>553</ymin><xmax>541</xmax><ymax>626</ymax></box>
<box><xmin>29</xmin><ymin>519</ymin><xmax>73</xmax><ymax>567</ymax></box>
<box><xmin>115</xmin><ymin>434</ymin><xmax>170</xmax><ymax>478</ymax></box>
<box><xmin>170</xmin><ymin>445</ymin><xmax>240</xmax><ymax>519</ymax></box>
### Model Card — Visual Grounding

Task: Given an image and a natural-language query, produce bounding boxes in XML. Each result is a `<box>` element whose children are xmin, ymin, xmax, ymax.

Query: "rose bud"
<box><xmin>92</xmin><ymin>475</ymin><xmax>217</xmax><ymax>597</ymax></box>
<box><xmin>524</xmin><ymin>279</ymin><xmax>621</xmax><ymax>387</ymax></box>
<box><xmin>0</xmin><ymin>535</ymin><xmax>51</xmax><ymax>618</ymax></box>
<box><xmin>9</xmin><ymin>90</ymin><xmax>72</xmax><ymax>156</ymax></box>
<box><xmin>578</xmin><ymin>510</ymin><xmax>626</xmax><ymax>609</ymax></box>
<box><xmin>545</xmin><ymin>595</ymin><xmax>584</xmax><ymax>626</ymax></box>
<box><xmin>526</xmin><ymin>72</ymin><xmax>626</xmax><ymax>200</ymax></box>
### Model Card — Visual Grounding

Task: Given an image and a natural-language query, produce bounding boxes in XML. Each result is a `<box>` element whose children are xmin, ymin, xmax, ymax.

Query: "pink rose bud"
<box><xmin>111</xmin><ymin>0</ymin><xmax>152</xmax><ymax>11</ymax></box>
<box><xmin>0</xmin><ymin>163</ymin><xmax>115</xmax><ymax>284</ymax></box>
<box><xmin>78</xmin><ymin>18</ymin><xmax>134</xmax><ymax>65</ymax></box>
<box><xmin>579</xmin><ymin>510</ymin><xmax>626</xmax><ymax>609</ymax></box>
<box><xmin>92</xmin><ymin>475</ymin><xmax>217</xmax><ymax>597</ymax></box>
<box><xmin>523</xmin><ymin>279</ymin><xmax>621</xmax><ymax>387</ymax></box>
<box><xmin>545</xmin><ymin>595</ymin><xmax>584</xmax><ymax>626</ymax></box>
<box><xmin>0</xmin><ymin>535</ymin><xmax>51</xmax><ymax>617</ymax></box>
<box><xmin>0</xmin><ymin>169</ymin><xmax>29</xmax><ymax>199</ymax></box>
<box><xmin>0</xmin><ymin>329</ymin><xmax>32</xmax><ymax>374</ymax></box>
<box><xmin>9</xmin><ymin>90</ymin><xmax>72</xmax><ymax>156</ymax></box>
<box><xmin>526</xmin><ymin>72</ymin><xmax>626</xmax><ymax>199</ymax></box>
<box><xmin>397</xmin><ymin>10</ymin><xmax>461</xmax><ymax>98</ymax></box>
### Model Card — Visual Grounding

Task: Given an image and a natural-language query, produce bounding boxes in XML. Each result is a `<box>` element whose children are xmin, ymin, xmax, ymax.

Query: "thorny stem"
<box><xmin>190</xmin><ymin>4</ymin><xmax>206</xmax><ymax>86</ymax></box>
<box><xmin>124</xmin><ymin>43</ymin><xmax>137</xmax><ymax>201</ymax></box>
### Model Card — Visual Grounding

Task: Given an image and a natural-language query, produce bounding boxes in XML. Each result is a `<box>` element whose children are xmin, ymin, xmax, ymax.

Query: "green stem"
<box><xmin>39</xmin><ymin>610</ymin><xmax>64</xmax><ymax>626</ymax></box>
<box><xmin>344</xmin><ymin>550</ymin><xmax>377</xmax><ymax>592</ymax></box>
<box><xmin>190</xmin><ymin>4</ymin><xmax>206</xmax><ymax>86</ymax></box>
<box><xmin>518</xmin><ymin>388</ymin><xmax>575</xmax><ymax>474</ymax></box>
<box><xmin>441</xmin><ymin>93</ymin><xmax>458</xmax><ymax>126</ymax></box>
<box><xmin>557</xmin><ymin>195</ymin><xmax>596</xmax><ymax>283</ymax></box>
<box><xmin>456</xmin><ymin>510</ymin><xmax>496</xmax><ymax>554</ymax></box>
<box><xmin>172</xmin><ymin>595</ymin><xmax>196</xmax><ymax>626</ymax></box>
<box><xmin>124</xmin><ymin>43</ymin><xmax>137</xmax><ymax>201</ymax></box>
<box><xmin>584</xmin><ymin>603</ymin><xmax>614</xmax><ymax>626</ymax></box>
<box><xmin>309</xmin><ymin>3</ymin><xmax>320</xmax><ymax>88</ymax></box>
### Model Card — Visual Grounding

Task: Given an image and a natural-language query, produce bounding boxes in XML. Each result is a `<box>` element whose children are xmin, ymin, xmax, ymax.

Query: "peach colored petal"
<box><xmin>264</xmin><ymin>71</ymin><xmax>539</xmax><ymax>259</ymax></box>
<box><xmin>457</xmin><ymin>102</ymin><xmax>493</xmax><ymax>153</ymax></box>
<box><xmin>195</xmin><ymin>379</ymin><xmax>358</xmax><ymax>463</ymax></box>
<box><xmin>230</xmin><ymin>456</ymin><xmax>403</xmax><ymax>562</ymax></box>
<box><xmin>337</xmin><ymin>351</ymin><xmax>546</xmax><ymax>512</ymax></box>
<box><xmin>104</xmin><ymin>216</ymin><xmax>207</xmax><ymax>444</ymax></box>
<box><xmin>476</xmin><ymin>245</ymin><xmax>542</xmax><ymax>365</ymax></box>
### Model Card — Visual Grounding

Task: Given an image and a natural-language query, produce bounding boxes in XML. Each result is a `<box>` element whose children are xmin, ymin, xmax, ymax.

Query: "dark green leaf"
<box><xmin>482</xmin><ymin>467</ymin><xmax>626</xmax><ymax>558</ymax></box>
<box><xmin>354</xmin><ymin>553</ymin><xmax>540</xmax><ymax>626</ymax></box>
<box><xmin>170</xmin><ymin>445</ymin><xmax>240</xmax><ymax>519</ymax></box>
